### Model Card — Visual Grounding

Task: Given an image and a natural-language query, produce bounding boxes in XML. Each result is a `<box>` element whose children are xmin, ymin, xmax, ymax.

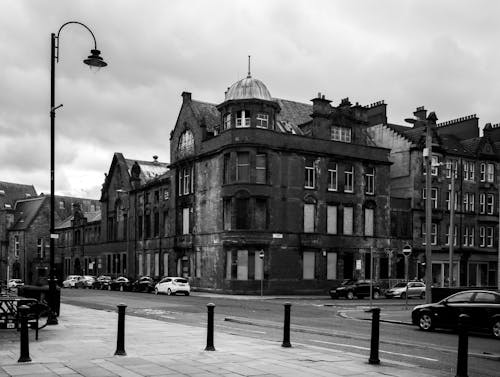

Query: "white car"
<box><xmin>7</xmin><ymin>279</ymin><xmax>24</xmax><ymax>289</ymax></box>
<box><xmin>154</xmin><ymin>277</ymin><xmax>190</xmax><ymax>296</ymax></box>
<box><xmin>62</xmin><ymin>275</ymin><xmax>82</xmax><ymax>288</ymax></box>
<box><xmin>385</xmin><ymin>281</ymin><xmax>426</xmax><ymax>299</ymax></box>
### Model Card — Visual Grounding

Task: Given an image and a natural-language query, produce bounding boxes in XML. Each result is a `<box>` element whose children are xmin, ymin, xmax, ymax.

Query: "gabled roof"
<box><xmin>0</xmin><ymin>181</ymin><xmax>37</xmax><ymax>210</ymax></box>
<box><xmin>10</xmin><ymin>197</ymin><xmax>46</xmax><ymax>230</ymax></box>
<box><xmin>125</xmin><ymin>158</ymin><xmax>169</xmax><ymax>185</ymax></box>
<box><xmin>55</xmin><ymin>210</ymin><xmax>101</xmax><ymax>230</ymax></box>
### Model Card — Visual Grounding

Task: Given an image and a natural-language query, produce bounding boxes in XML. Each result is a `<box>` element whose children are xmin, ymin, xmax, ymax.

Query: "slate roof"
<box><xmin>460</xmin><ymin>137</ymin><xmax>481</xmax><ymax>154</ymax></box>
<box><xmin>189</xmin><ymin>97</ymin><xmax>312</xmax><ymax>135</ymax></box>
<box><xmin>125</xmin><ymin>159</ymin><xmax>169</xmax><ymax>185</ymax></box>
<box><xmin>56</xmin><ymin>211</ymin><xmax>101</xmax><ymax>230</ymax></box>
<box><xmin>10</xmin><ymin>197</ymin><xmax>46</xmax><ymax>230</ymax></box>
<box><xmin>0</xmin><ymin>181</ymin><xmax>37</xmax><ymax>210</ymax></box>
<box><xmin>191</xmin><ymin>100</ymin><xmax>220</xmax><ymax>132</ymax></box>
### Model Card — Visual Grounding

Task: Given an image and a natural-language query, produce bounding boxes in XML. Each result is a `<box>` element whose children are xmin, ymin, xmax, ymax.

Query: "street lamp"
<box><xmin>48</xmin><ymin>22</ymin><xmax>107</xmax><ymax>325</ymax></box>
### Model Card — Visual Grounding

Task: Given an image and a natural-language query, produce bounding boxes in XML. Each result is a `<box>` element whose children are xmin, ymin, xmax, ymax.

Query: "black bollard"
<box><xmin>114</xmin><ymin>303</ymin><xmax>127</xmax><ymax>356</ymax></box>
<box><xmin>282</xmin><ymin>302</ymin><xmax>292</xmax><ymax>348</ymax></box>
<box><xmin>205</xmin><ymin>303</ymin><xmax>215</xmax><ymax>351</ymax></box>
<box><xmin>18</xmin><ymin>305</ymin><xmax>31</xmax><ymax>363</ymax></box>
<box><xmin>366</xmin><ymin>307</ymin><xmax>380</xmax><ymax>365</ymax></box>
<box><xmin>456</xmin><ymin>314</ymin><xmax>470</xmax><ymax>377</ymax></box>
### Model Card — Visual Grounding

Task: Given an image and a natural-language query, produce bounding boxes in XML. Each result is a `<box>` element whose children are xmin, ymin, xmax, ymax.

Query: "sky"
<box><xmin>1</xmin><ymin>0</ymin><xmax>500</xmax><ymax>199</ymax></box>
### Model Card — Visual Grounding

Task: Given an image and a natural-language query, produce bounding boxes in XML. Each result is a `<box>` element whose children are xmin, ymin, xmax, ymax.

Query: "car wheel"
<box><xmin>372</xmin><ymin>291</ymin><xmax>380</xmax><ymax>299</ymax></box>
<box><xmin>419</xmin><ymin>312</ymin><xmax>433</xmax><ymax>331</ymax></box>
<box><xmin>167</xmin><ymin>288</ymin><xmax>173</xmax><ymax>296</ymax></box>
<box><xmin>492</xmin><ymin>319</ymin><xmax>500</xmax><ymax>339</ymax></box>
<box><xmin>185</xmin><ymin>292</ymin><xmax>190</xmax><ymax>296</ymax></box>
<box><xmin>119</xmin><ymin>285</ymin><xmax>123</xmax><ymax>292</ymax></box>
<box><xmin>108</xmin><ymin>285</ymin><xmax>111</xmax><ymax>291</ymax></box>
<box><xmin>401</xmin><ymin>292</ymin><xmax>406</xmax><ymax>300</ymax></box>
<box><xmin>420</xmin><ymin>292</ymin><xmax>426</xmax><ymax>299</ymax></box>
<box><xmin>154</xmin><ymin>288</ymin><xmax>159</xmax><ymax>295</ymax></box>
<box><xmin>346</xmin><ymin>291</ymin><xmax>354</xmax><ymax>300</ymax></box>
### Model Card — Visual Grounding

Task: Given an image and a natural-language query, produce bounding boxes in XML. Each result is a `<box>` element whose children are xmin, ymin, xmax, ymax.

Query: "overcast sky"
<box><xmin>1</xmin><ymin>0</ymin><xmax>500</xmax><ymax>199</ymax></box>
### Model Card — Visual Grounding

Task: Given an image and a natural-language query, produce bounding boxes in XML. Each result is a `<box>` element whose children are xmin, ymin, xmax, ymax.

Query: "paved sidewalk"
<box><xmin>0</xmin><ymin>304</ymin><xmax>448</xmax><ymax>377</ymax></box>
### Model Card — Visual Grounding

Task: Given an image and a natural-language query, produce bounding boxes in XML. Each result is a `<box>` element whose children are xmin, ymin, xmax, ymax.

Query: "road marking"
<box><xmin>308</xmin><ymin>339</ymin><xmax>439</xmax><ymax>362</ymax></box>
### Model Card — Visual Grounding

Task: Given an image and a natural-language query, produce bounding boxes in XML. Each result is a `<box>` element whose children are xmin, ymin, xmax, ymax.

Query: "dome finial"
<box><xmin>247</xmin><ymin>55</ymin><xmax>251</xmax><ymax>78</ymax></box>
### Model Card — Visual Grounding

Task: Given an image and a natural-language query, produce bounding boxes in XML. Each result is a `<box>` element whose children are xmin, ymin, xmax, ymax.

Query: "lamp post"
<box><xmin>48</xmin><ymin>22</ymin><xmax>107</xmax><ymax>325</ymax></box>
<box><xmin>423</xmin><ymin>112</ymin><xmax>438</xmax><ymax>304</ymax></box>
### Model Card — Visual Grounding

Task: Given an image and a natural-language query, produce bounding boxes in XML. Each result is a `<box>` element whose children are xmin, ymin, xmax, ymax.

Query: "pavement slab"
<box><xmin>0</xmin><ymin>303</ymin><xmax>449</xmax><ymax>377</ymax></box>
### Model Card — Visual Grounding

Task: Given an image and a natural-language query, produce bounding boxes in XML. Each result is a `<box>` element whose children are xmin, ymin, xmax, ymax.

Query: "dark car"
<box><xmin>412</xmin><ymin>290</ymin><xmax>500</xmax><ymax>339</ymax></box>
<box><xmin>109</xmin><ymin>276</ymin><xmax>132</xmax><ymax>291</ymax></box>
<box><xmin>131</xmin><ymin>276</ymin><xmax>156</xmax><ymax>293</ymax></box>
<box><xmin>92</xmin><ymin>275</ymin><xmax>112</xmax><ymax>290</ymax></box>
<box><xmin>330</xmin><ymin>279</ymin><xmax>381</xmax><ymax>299</ymax></box>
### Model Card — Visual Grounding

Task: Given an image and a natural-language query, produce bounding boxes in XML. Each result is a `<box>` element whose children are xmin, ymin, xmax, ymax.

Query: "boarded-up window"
<box><xmin>303</xmin><ymin>251</ymin><xmax>315</xmax><ymax>279</ymax></box>
<box><xmin>226</xmin><ymin>252</ymin><xmax>232</xmax><ymax>279</ymax></box>
<box><xmin>235</xmin><ymin>198</ymin><xmax>250</xmax><ymax>229</ymax></box>
<box><xmin>364</xmin><ymin>208</ymin><xmax>374</xmax><ymax>236</ymax></box>
<box><xmin>163</xmin><ymin>253</ymin><xmax>169</xmax><ymax>277</ymax></box>
<box><xmin>304</xmin><ymin>204</ymin><xmax>315</xmax><ymax>233</ymax></box>
<box><xmin>138</xmin><ymin>254</ymin><xmax>143</xmax><ymax>276</ymax></box>
<box><xmin>237</xmin><ymin>250</ymin><xmax>248</xmax><ymax>280</ymax></box>
<box><xmin>154</xmin><ymin>253</ymin><xmax>159</xmax><ymax>277</ymax></box>
<box><xmin>146</xmin><ymin>253</ymin><xmax>151</xmax><ymax>277</ymax></box>
<box><xmin>223</xmin><ymin>154</ymin><xmax>230</xmax><ymax>183</ymax></box>
<box><xmin>223</xmin><ymin>199</ymin><xmax>232</xmax><ymax>230</ymax></box>
<box><xmin>255</xmin><ymin>198</ymin><xmax>267</xmax><ymax>229</ymax></box>
<box><xmin>196</xmin><ymin>250</ymin><xmax>201</xmax><ymax>278</ymax></box>
<box><xmin>343</xmin><ymin>207</ymin><xmax>353</xmax><ymax>235</ymax></box>
<box><xmin>182</xmin><ymin>207</ymin><xmax>190</xmax><ymax>234</ymax></box>
<box><xmin>236</xmin><ymin>152</ymin><xmax>250</xmax><ymax>181</ymax></box>
<box><xmin>327</xmin><ymin>205</ymin><xmax>337</xmax><ymax>234</ymax></box>
<box><xmin>327</xmin><ymin>252</ymin><xmax>337</xmax><ymax>280</ymax></box>
<box><xmin>256</xmin><ymin>154</ymin><xmax>267</xmax><ymax>184</ymax></box>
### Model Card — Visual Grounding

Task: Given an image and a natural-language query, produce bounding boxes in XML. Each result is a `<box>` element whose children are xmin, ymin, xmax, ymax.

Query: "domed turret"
<box><xmin>225</xmin><ymin>75</ymin><xmax>272</xmax><ymax>101</ymax></box>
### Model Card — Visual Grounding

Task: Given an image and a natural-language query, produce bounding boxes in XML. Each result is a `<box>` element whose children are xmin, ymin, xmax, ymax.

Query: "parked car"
<box><xmin>92</xmin><ymin>275</ymin><xmax>112</xmax><ymax>290</ymax></box>
<box><xmin>75</xmin><ymin>275</ymin><xmax>96</xmax><ymax>289</ymax></box>
<box><xmin>131</xmin><ymin>276</ymin><xmax>156</xmax><ymax>293</ymax></box>
<box><xmin>109</xmin><ymin>276</ymin><xmax>132</xmax><ymax>291</ymax></box>
<box><xmin>385</xmin><ymin>281</ymin><xmax>426</xmax><ymax>299</ymax></box>
<box><xmin>412</xmin><ymin>290</ymin><xmax>500</xmax><ymax>339</ymax></box>
<box><xmin>7</xmin><ymin>279</ymin><xmax>24</xmax><ymax>289</ymax></box>
<box><xmin>62</xmin><ymin>275</ymin><xmax>83</xmax><ymax>288</ymax></box>
<box><xmin>154</xmin><ymin>277</ymin><xmax>190</xmax><ymax>296</ymax></box>
<box><xmin>329</xmin><ymin>279</ymin><xmax>381</xmax><ymax>299</ymax></box>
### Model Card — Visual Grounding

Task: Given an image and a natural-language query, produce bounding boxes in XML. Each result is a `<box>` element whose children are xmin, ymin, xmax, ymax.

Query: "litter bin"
<box><xmin>17</xmin><ymin>285</ymin><xmax>60</xmax><ymax>316</ymax></box>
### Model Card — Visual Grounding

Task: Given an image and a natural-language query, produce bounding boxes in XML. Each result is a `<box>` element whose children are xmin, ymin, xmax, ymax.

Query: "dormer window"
<box><xmin>223</xmin><ymin>113</ymin><xmax>232</xmax><ymax>130</ymax></box>
<box><xmin>236</xmin><ymin>110</ymin><xmax>250</xmax><ymax>127</ymax></box>
<box><xmin>256</xmin><ymin>113</ymin><xmax>269</xmax><ymax>128</ymax></box>
<box><xmin>331</xmin><ymin>126</ymin><xmax>351</xmax><ymax>142</ymax></box>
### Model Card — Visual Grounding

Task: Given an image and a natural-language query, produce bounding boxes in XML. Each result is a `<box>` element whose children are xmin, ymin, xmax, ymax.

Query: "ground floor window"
<box><xmin>468</xmin><ymin>262</ymin><xmax>488</xmax><ymax>287</ymax></box>
<box><xmin>226</xmin><ymin>249</ymin><xmax>263</xmax><ymax>280</ymax></box>
<box><xmin>138</xmin><ymin>254</ymin><xmax>143</xmax><ymax>276</ymax></box>
<box><xmin>303</xmin><ymin>251</ymin><xmax>315</xmax><ymax>279</ymax></box>
<box><xmin>432</xmin><ymin>262</ymin><xmax>460</xmax><ymax>287</ymax></box>
<box><xmin>326</xmin><ymin>252</ymin><xmax>337</xmax><ymax>280</ymax></box>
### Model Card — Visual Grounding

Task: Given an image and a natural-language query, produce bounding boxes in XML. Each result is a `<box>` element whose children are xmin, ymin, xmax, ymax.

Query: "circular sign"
<box><xmin>259</xmin><ymin>251</ymin><xmax>264</xmax><ymax>259</ymax></box>
<box><xmin>402</xmin><ymin>244</ymin><xmax>412</xmax><ymax>256</ymax></box>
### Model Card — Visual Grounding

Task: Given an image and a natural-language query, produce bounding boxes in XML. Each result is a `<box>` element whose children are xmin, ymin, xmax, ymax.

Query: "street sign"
<box><xmin>402</xmin><ymin>244</ymin><xmax>412</xmax><ymax>256</ymax></box>
<box><xmin>259</xmin><ymin>250</ymin><xmax>264</xmax><ymax>259</ymax></box>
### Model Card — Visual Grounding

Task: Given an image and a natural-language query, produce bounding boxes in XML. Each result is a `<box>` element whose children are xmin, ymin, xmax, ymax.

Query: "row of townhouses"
<box><xmin>1</xmin><ymin>73</ymin><xmax>499</xmax><ymax>293</ymax></box>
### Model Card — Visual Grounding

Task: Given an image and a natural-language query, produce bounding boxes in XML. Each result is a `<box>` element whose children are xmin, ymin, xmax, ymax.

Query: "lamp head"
<box><xmin>83</xmin><ymin>49</ymin><xmax>107</xmax><ymax>68</ymax></box>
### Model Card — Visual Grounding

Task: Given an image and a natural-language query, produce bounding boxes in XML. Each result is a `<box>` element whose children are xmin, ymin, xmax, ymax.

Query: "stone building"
<box><xmin>169</xmin><ymin>73</ymin><xmax>393</xmax><ymax>293</ymax></box>
<box><xmin>368</xmin><ymin>105</ymin><xmax>500</xmax><ymax>287</ymax></box>
<box><xmin>6</xmin><ymin>194</ymin><xmax>99</xmax><ymax>284</ymax></box>
<box><xmin>0</xmin><ymin>181</ymin><xmax>37</xmax><ymax>282</ymax></box>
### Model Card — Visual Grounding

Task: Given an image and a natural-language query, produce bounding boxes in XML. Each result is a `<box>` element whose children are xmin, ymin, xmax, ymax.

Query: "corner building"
<box><xmin>170</xmin><ymin>74</ymin><xmax>392</xmax><ymax>294</ymax></box>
